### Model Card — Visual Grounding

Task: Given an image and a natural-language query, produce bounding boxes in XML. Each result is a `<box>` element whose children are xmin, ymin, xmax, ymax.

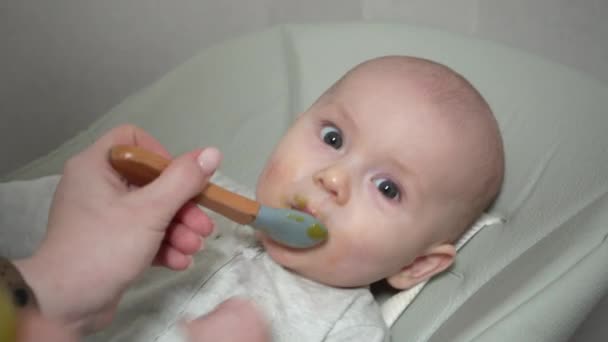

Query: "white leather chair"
<box><xmin>3</xmin><ymin>23</ymin><xmax>607</xmax><ymax>341</ymax></box>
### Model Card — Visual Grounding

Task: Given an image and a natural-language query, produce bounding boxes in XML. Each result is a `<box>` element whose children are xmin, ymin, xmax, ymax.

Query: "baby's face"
<box><xmin>255</xmin><ymin>69</ymin><xmax>468</xmax><ymax>288</ymax></box>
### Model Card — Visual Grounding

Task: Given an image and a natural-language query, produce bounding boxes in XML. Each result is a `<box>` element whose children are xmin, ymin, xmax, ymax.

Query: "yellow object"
<box><xmin>294</xmin><ymin>195</ymin><xmax>308</xmax><ymax>209</ymax></box>
<box><xmin>307</xmin><ymin>223</ymin><xmax>328</xmax><ymax>241</ymax></box>
<box><xmin>0</xmin><ymin>284</ymin><xmax>16</xmax><ymax>342</ymax></box>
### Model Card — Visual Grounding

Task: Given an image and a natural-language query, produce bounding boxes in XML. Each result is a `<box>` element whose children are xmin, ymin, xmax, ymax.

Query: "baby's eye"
<box><xmin>373</xmin><ymin>178</ymin><xmax>401</xmax><ymax>200</ymax></box>
<box><xmin>320</xmin><ymin>125</ymin><xmax>343</xmax><ymax>149</ymax></box>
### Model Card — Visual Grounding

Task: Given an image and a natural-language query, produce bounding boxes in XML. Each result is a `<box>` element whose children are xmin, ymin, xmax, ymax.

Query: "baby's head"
<box><xmin>255</xmin><ymin>56</ymin><xmax>504</xmax><ymax>289</ymax></box>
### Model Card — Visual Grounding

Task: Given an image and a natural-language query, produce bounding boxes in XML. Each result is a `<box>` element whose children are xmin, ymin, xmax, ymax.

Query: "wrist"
<box><xmin>13</xmin><ymin>255</ymin><xmax>105</xmax><ymax>335</ymax></box>
<box><xmin>12</xmin><ymin>256</ymin><xmax>83</xmax><ymax>330</ymax></box>
<box><xmin>0</xmin><ymin>257</ymin><xmax>39</xmax><ymax>312</ymax></box>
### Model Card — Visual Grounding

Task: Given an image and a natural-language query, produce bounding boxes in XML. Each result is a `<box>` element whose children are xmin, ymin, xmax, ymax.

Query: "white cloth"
<box><xmin>87</xmin><ymin>212</ymin><xmax>387</xmax><ymax>342</ymax></box>
<box><xmin>0</xmin><ymin>172</ymin><xmax>500</xmax><ymax>340</ymax></box>
<box><xmin>380</xmin><ymin>213</ymin><xmax>505</xmax><ymax>326</ymax></box>
<box><xmin>0</xmin><ymin>175</ymin><xmax>59</xmax><ymax>259</ymax></box>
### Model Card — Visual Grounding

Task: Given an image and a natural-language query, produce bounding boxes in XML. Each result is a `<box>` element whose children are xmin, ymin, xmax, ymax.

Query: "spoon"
<box><xmin>109</xmin><ymin>145</ymin><xmax>328</xmax><ymax>248</ymax></box>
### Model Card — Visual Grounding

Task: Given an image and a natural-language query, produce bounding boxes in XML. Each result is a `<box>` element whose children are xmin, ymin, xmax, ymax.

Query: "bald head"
<box><xmin>322</xmin><ymin>56</ymin><xmax>505</xmax><ymax>240</ymax></box>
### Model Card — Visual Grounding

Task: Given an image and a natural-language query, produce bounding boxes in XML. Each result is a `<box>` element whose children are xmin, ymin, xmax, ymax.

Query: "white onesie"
<box><xmin>86</xmin><ymin>176</ymin><xmax>388</xmax><ymax>342</ymax></box>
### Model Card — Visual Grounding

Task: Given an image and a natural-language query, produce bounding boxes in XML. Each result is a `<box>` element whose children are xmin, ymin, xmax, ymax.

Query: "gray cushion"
<box><xmin>4</xmin><ymin>23</ymin><xmax>608</xmax><ymax>341</ymax></box>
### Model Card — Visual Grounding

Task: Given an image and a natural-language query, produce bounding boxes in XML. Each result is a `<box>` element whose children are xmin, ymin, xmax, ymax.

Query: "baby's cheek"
<box><xmin>324</xmin><ymin>231</ymin><xmax>361</xmax><ymax>267</ymax></box>
<box><xmin>259</xmin><ymin>156</ymin><xmax>300</xmax><ymax>190</ymax></box>
<box><xmin>257</xmin><ymin>159</ymin><xmax>279</xmax><ymax>199</ymax></box>
<box><xmin>260</xmin><ymin>158</ymin><xmax>281</xmax><ymax>182</ymax></box>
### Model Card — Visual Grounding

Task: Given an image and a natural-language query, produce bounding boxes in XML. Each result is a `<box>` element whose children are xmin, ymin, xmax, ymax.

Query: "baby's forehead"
<box><xmin>331</xmin><ymin>68</ymin><xmax>440</xmax><ymax>110</ymax></box>
<box><xmin>331</xmin><ymin>63</ymin><xmax>487</xmax><ymax>132</ymax></box>
<box><xmin>333</xmin><ymin>56</ymin><xmax>474</xmax><ymax>102</ymax></box>
<box><xmin>317</xmin><ymin>57</ymin><xmax>490</xmax><ymax>141</ymax></box>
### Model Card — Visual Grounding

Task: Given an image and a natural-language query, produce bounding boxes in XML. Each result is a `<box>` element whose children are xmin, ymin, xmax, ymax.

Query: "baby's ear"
<box><xmin>386</xmin><ymin>244</ymin><xmax>456</xmax><ymax>290</ymax></box>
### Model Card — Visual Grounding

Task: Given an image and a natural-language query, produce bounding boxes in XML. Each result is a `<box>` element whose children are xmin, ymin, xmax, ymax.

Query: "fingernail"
<box><xmin>197</xmin><ymin>148</ymin><xmax>221</xmax><ymax>175</ymax></box>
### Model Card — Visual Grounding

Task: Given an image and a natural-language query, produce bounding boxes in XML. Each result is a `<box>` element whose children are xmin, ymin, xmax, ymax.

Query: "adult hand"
<box><xmin>184</xmin><ymin>298</ymin><xmax>270</xmax><ymax>342</ymax></box>
<box><xmin>13</xmin><ymin>298</ymin><xmax>269</xmax><ymax>342</ymax></box>
<box><xmin>14</xmin><ymin>125</ymin><xmax>222</xmax><ymax>334</ymax></box>
<box><xmin>16</xmin><ymin>310</ymin><xmax>78</xmax><ymax>342</ymax></box>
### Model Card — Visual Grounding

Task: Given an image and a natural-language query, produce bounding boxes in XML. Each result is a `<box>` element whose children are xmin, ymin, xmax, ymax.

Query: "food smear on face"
<box><xmin>307</xmin><ymin>223</ymin><xmax>328</xmax><ymax>241</ymax></box>
<box><xmin>287</xmin><ymin>213</ymin><xmax>305</xmax><ymax>222</ymax></box>
<box><xmin>294</xmin><ymin>194</ymin><xmax>308</xmax><ymax>209</ymax></box>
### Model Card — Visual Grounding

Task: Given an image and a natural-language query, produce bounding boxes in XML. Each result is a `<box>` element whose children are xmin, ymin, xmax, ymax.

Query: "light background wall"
<box><xmin>1</xmin><ymin>1</ymin><xmax>607</xmax><ymax>340</ymax></box>
<box><xmin>2</xmin><ymin>0</ymin><xmax>607</xmax><ymax>176</ymax></box>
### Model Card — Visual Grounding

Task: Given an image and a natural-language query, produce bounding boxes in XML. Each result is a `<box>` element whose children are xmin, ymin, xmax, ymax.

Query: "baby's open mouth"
<box><xmin>290</xmin><ymin>204</ymin><xmax>315</xmax><ymax>218</ymax></box>
<box><xmin>289</xmin><ymin>203</ymin><xmax>329</xmax><ymax>234</ymax></box>
<box><xmin>288</xmin><ymin>195</ymin><xmax>327</xmax><ymax>224</ymax></box>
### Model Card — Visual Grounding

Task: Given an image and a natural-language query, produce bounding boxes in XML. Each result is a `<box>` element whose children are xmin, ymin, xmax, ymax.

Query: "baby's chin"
<box><xmin>256</xmin><ymin>232</ymin><xmax>352</xmax><ymax>287</ymax></box>
<box><xmin>256</xmin><ymin>231</ymin><xmax>328</xmax><ymax>275</ymax></box>
<box><xmin>256</xmin><ymin>231</ymin><xmax>312</xmax><ymax>259</ymax></box>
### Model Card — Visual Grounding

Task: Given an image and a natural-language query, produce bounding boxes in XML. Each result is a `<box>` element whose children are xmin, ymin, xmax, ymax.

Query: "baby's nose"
<box><xmin>313</xmin><ymin>166</ymin><xmax>350</xmax><ymax>205</ymax></box>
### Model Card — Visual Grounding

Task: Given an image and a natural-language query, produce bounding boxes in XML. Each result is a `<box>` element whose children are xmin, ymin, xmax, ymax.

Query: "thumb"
<box><xmin>130</xmin><ymin>147</ymin><xmax>222</xmax><ymax>218</ymax></box>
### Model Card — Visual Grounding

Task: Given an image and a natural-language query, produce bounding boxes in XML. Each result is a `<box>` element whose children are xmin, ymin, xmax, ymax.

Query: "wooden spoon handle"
<box><xmin>109</xmin><ymin>145</ymin><xmax>259</xmax><ymax>224</ymax></box>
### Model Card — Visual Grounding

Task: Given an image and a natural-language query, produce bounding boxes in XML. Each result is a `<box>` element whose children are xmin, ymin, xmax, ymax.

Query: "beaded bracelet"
<box><xmin>0</xmin><ymin>257</ymin><xmax>38</xmax><ymax>310</ymax></box>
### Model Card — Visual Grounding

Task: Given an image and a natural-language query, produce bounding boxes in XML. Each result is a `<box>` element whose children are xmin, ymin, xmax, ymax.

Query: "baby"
<box><xmin>255</xmin><ymin>55</ymin><xmax>504</xmax><ymax>290</ymax></box>
<box><xmin>94</xmin><ymin>56</ymin><xmax>504</xmax><ymax>342</ymax></box>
